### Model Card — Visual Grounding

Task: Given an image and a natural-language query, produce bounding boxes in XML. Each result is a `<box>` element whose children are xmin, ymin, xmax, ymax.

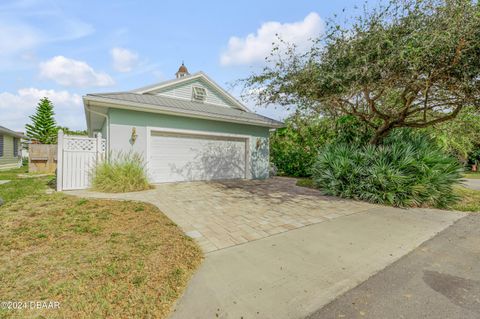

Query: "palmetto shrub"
<box><xmin>311</xmin><ymin>130</ymin><xmax>462</xmax><ymax>207</ymax></box>
<box><xmin>92</xmin><ymin>152</ymin><xmax>151</xmax><ymax>193</ymax></box>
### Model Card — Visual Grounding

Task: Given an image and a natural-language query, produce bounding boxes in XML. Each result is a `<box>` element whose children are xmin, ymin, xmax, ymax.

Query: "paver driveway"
<box><xmin>69</xmin><ymin>177</ymin><xmax>374</xmax><ymax>252</ymax></box>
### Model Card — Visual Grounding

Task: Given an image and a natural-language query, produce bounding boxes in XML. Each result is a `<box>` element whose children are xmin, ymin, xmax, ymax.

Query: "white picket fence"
<box><xmin>56</xmin><ymin>130</ymin><xmax>106</xmax><ymax>191</ymax></box>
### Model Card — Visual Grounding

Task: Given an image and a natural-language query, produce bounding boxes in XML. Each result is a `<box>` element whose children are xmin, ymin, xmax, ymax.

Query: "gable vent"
<box><xmin>192</xmin><ymin>86</ymin><xmax>207</xmax><ymax>102</ymax></box>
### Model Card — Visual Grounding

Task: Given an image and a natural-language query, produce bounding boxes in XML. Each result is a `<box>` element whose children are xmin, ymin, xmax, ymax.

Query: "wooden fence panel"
<box><xmin>28</xmin><ymin>144</ymin><xmax>57</xmax><ymax>173</ymax></box>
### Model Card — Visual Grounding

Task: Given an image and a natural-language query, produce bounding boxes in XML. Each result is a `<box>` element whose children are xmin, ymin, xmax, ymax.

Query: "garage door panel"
<box><xmin>149</xmin><ymin>132</ymin><xmax>247</xmax><ymax>183</ymax></box>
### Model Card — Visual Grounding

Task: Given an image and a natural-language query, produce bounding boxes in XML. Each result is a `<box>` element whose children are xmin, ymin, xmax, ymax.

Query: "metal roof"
<box><xmin>0</xmin><ymin>126</ymin><xmax>24</xmax><ymax>138</ymax></box>
<box><xmin>85</xmin><ymin>92</ymin><xmax>283</xmax><ymax>128</ymax></box>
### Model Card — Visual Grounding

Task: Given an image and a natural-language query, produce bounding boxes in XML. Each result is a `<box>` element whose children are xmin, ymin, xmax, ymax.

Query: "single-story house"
<box><xmin>83</xmin><ymin>64</ymin><xmax>283</xmax><ymax>183</ymax></box>
<box><xmin>0</xmin><ymin>126</ymin><xmax>23</xmax><ymax>170</ymax></box>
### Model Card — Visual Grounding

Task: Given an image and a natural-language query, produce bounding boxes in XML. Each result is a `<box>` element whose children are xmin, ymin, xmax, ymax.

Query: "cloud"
<box><xmin>39</xmin><ymin>56</ymin><xmax>114</xmax><ymax>87</ymax></box>
<box><xmin>0</xmin><ymin>88</ymin><xmax>84</xmax><ymax>131</ymax></box>
<box><xmin>111</xmin><ymin>47</ymin><xmax>139</xmax><ymax>72</ymax></box>
<box><xmin>220</xmin><ymin>12</ymin><xmax>324</xmax><ymax>66</ymax></box>
<box><xmin>0</xmin><ymin>0</ymin><xmax>94</xmax><ymax>70</ymax></box>
<box><xmin>0</xmin><ymin>22</ymin><xmax>41</xmax><ymax>57</ymax></box>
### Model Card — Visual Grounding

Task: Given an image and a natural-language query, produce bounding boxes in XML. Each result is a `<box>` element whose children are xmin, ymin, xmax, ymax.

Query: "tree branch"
<box><xmin>363</xmin><ymin>87</ymin><xmax>390</xmax><ymax>120</ymax></box>
<box><xmin>403</xmin><ymin>106</ymin><xmax>464</xmax><ymax>128</ymax></box>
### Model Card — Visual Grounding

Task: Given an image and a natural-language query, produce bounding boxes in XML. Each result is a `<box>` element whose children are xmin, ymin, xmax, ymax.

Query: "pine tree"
<box><xmin>26</xmin><ymin>97</ymin><xmax>58</xmax><ymax>144</ymax></box>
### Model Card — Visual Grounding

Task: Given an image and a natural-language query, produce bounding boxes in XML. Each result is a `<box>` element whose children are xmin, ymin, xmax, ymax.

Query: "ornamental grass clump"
<box><xmin>92</xmin><ymin>152</ymin><xmax>151</xmax><ymax>193</ymax></box>
<box><xmin>311</xmin><ymin>130</ymin><xmax>462</xmax><ymax>208</ymax></box>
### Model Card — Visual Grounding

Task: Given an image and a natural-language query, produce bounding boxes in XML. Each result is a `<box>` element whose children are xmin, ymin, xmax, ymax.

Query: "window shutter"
<box><xmin>0</xmin><ymin>135</ymin><xmax>3</xmax><ymax>157</ymax></box>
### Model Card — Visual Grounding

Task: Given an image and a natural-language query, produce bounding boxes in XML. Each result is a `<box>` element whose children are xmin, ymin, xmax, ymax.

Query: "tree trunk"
<box><xmin>369</xmin><ymin>122</ymin><xmax>394</xmax><ymax>145</ymax></box>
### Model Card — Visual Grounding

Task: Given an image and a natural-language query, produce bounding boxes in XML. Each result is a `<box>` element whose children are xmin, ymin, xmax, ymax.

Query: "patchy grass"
<box><xmin>0</xmin><ymin>166</ymin><xmax>28</xmax><ymax>179</ymax></box>
<box><xmin>450</xmin><ymin>186</ymin><xmax>480</xmax><ymax>212</ymax></box>
<box><xmin>0</xmin><ymin>193</ymin><xmax>202</xmax><ymax>318</ymax></box>
<box><xmin>296</xmin><ymin>177</ymin><xmax>480</xmax><ymax>213</ymax></box>
<box><xmin>296</xmin><ymin>178</ymin><xmax>316</xmax><ymax>189</ymax></box>
<box><xmin>0</xmin><ymin>166</ymin><xmax>54</xmax><ymax>203</ymax></box>
<box><xmin>463</xmin><ymin>172</ymin><xmax>480</xmax><ymax>179</ymax></box>
<box><xmin>0</xmin><ymin>167</ymin><xmax>202</xmax><ymax>318</ymax></box>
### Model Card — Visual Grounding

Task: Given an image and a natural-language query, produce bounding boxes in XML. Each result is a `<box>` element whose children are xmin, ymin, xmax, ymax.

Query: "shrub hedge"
<box><xmin>269</xmin><ymin>115</ymin><xmax>370</xmax><ymax>177</ymax></box>
<box><xmin>311</xmin><ymin>130</ymin><xmax>462</xmax><ymax>207</ymax></box>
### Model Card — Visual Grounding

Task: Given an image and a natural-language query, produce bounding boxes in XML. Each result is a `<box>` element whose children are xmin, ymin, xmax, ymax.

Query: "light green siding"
<box><xmin>110</xmin><ymin>108</ymin><xmax>269</xmax><ymax>137</ymax></box>
<box><xmin>108</xmin><ymin>108</ymin><xmax>271</xmax><ymax>179</ymax></box>
<box><xmin>151</xmin><ymin>78</ymin><xmax>235</xmax><ymax>109</ymax></box>
<box><xmin>0</xmin><ymin>134</ymin><xmax>20</xmax><ymax>170</ymax></box>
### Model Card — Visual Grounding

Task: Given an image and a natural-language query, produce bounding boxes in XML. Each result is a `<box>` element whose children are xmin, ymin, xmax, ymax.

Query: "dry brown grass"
<box><xmin>0</xmin><ymin>193</ymin><xmax>202</xmax><ymax>318</ymax></box>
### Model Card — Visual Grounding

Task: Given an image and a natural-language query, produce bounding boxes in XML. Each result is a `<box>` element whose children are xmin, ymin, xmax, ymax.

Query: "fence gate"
<box><xmin>56</xmin><ymin>131</ymin><xmax>106</xmax><ymax>191</ymax></box>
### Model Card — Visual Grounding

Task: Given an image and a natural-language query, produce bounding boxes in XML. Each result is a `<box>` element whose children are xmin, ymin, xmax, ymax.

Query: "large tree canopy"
<box><xmin>243</xmin><ymin>0</ymin><xmax>480</xmax><ymax>144</ymax></box>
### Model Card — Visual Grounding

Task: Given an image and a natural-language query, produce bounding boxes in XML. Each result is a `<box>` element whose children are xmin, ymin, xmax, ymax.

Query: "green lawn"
<box><xmin>0</xmin><ymin>166</ymin><xmax>54</xmax><ymax>203</ymax></box>
<box><xmin>464</xmin><ymin>172</ymin><xmax>480</xmax><ymax>179</ymax></box>
<box><xmin>296</xmin><ymin>178</ymin><xmax>316</xmax><ymax>189</ymax></box>
<box><xmin>296</xmin><ymin>178</ymin><xmax>480</xmax><ymax>212</ymax></box>
<box><xmin>0</xmin><ymin>167</ymin><xmax>202</xmax><ymax>318</ymax></box>
<box><xmin>451</xmin><ymin>187</ymin><xmax>480</xmax><ymax>212</ymax></box>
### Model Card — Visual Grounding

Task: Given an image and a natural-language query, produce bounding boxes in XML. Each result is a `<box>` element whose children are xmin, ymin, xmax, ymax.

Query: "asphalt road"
<box><xmin>307</xmin><ymin>213</ymin><xmax>480</xmax><ymax>319</ymax></box>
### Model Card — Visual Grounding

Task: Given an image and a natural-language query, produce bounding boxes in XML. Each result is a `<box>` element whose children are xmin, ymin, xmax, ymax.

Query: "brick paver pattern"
<box><xmin>69</xmin><ymin>177</ymin><xmax>374</xmax><ymax>253</ymax></box>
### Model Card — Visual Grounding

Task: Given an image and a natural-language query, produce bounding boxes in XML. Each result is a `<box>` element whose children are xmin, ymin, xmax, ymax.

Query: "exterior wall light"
<box><xmin>256</xmin><ymin>138</ymin><xmax>262</xmax><ymax>150</ymax></box>
<box><xmin>131</xmin><ymin>127</ymin><xmax>138</xmax><ymax>144</ymax></box>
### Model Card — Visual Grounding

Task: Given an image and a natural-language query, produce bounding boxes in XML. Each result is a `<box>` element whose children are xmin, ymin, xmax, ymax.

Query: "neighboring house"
<box><xmin>83</xmin><ymin>64</ymin><xmax>283</xmax><ymax>183</ymax></box>
<box><xmin>0</xmin><ymin>126</ymin><xmax>23</xmax><ymax>170</ymax></box>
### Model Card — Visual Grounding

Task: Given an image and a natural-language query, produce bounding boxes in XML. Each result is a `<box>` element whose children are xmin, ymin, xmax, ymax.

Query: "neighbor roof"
<box><xmin>84</xmin><ymin>92</ymin><xmax>283</xmax><ymax>128</ymax></box>
<box><xmin>0</xmin><ymin>126</ymin><xmax>24</xmax><ymax>138</ymax></box>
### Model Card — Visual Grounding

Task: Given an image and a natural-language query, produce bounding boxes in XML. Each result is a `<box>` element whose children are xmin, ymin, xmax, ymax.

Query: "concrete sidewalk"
<box><xmin>463</xmin><ymin>178</ymin><xmax>480</xmax><ymax>191</ymax></box>
<box><xmin>169</xmin><ymin>207</ymin><xmax>464</xmax><ymax>319</ymax></box>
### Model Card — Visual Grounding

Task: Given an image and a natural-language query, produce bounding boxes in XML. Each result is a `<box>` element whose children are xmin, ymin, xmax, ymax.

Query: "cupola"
<box><xmin>175</xmin><ymin>62</ymin><xmax>190</xmax><ymax>78</ymax></box>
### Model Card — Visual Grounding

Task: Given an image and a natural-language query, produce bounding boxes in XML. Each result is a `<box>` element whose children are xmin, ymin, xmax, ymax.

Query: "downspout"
<box><xmin>85</xmin><ymin>103</ymin><xmax>109</xmax><ymax>159</ymax></box>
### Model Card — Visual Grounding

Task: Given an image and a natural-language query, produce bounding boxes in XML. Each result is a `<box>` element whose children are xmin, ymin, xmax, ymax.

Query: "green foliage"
<box><xmin>311</xmin><ymin>130</ymin><xmax>462</xmax><ymax>207</ymax></box>
<box><xmin>244</xmin><ymin>0</ymin><xmax>480</xmax><ymax>144</ymax></box>
<box><xmin>428</xmin><ymin>107</ymin><xmax>480</xmax><ymax>163</ymax></box>
<box><xmin>270</xmin><ymin>114</ymin><xmax>371</xmax><ymax>177</ymax></box>
<box><xmin>332</xmin><ymin>115</ymin><xmax>373</xmax><ymax>145</ymax></box>
<box><xmin>25</xmin><ymin>97</ymin><xmax>58</xmax><ymax>144</ymax></box>
<box><xmin>468</xmin><ymin>148</ymin><xmax>480</xmax><ymax>166</ymax></box>
<box><xmin>92</xmin><ymin>152</ymin><xmax>151</xmax><ymax>193</ymax></box>
<box><xmin>57</xmin><ymin>126</ymin><xmax>88</xmax><ymax>136</ymax></box>
<box><xmin>270</xmin><ymin>115</ymin><xmax>335</xmax><ymax>177</ymax></box>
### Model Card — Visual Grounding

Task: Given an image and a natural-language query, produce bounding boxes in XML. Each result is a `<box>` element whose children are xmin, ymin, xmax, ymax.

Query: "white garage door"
<box><xmin>149</xmin><ymin>131</ymin><xmax>247</xmax><ymax>183</ymax></box>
